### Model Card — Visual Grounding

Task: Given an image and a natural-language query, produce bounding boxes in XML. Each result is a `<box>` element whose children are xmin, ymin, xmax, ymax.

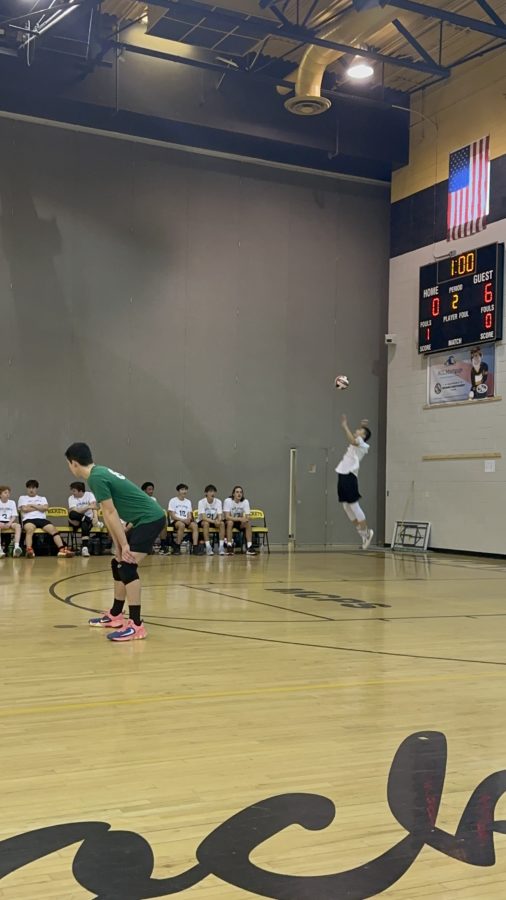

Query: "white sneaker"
<box><xmin>362</xmin><ymin>529</ymin><xmax>374</xmax><ymax>550</ymax></box>
<box><xmin>13</xmin><ymin>547</ymin><xmax>22</xmax><ymax>558</ymax></box>
<box><xmin>206</xmin><ymin>545</ymin><xmax>214</xmax><ymax>556</ymax></box>
<box><xmin>0</xmin><ymin>549</ymin><xmax>5</xmax><ymax>559</ymax></box>
<box><xmin>81</xmin><ymin>546</ymin><xmax>90</xmax><ymax>557</ymax></box>
<box><xmin>219</xmin><ymin>547</ymin><xmax>226</xmax><ymax>556</ymax></box>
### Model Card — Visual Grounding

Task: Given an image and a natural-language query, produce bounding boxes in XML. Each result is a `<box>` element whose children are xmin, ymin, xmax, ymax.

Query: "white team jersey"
<box><xmin>68</xmin><ymin>491</ymin><xmax>96</xmax><ymax>520</ymax></box>
<box><xmin>336</xmin><ymin>437</ymin><xmax>369</xmax><ymax>475</ymax></box>
<box><xmin>168</xmin><ymin>497</ymin><xmax>193</xmax><ymax>520</ymax></box>
<box><xmin>18</xmin><ymin>495</ymin><xmax>48</xmax><ymax>522</ymax></box>
<box><xmin>197</xmin><ymin>498</ymin><xmax>222</xmax><ymax>521</ymax></box>
<box><xmin>0</xmin><ymin>500</ymin><xmax>17</xmax><ymax>523</ymax></box>
<box><xmin>223</xmin><ymin>498</ymin><xmax>251</xmax><ymax>518</ymax></box>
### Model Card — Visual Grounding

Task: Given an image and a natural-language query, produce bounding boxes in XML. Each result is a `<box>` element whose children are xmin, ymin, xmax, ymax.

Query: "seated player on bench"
<box><xmin>18</xmin><ymin>480</ymin><xmax>73</xmax><ymax>558</ymax></box>
<box><xmin>142</xmin><ymin>482</ymin><xmax>168</xmax><ymax>554</ymax></box>
<box><xmin>223</xmin><ymin>485</ymin><xmax>257</xmax><ymax>556</ymax></box>
<box><xmin>68</xmin><ymin>482</ymin><xmax>99</xmax><ymax>557</ymax></box>
<box><xmin>168</xmin><ymin>484</ymin><xmax>199</xmax><ymax>555</ymax></box>
<box><xmin>0</xmin><ymin>486</ymin><xmax>22</xmax><ymax>558</ymax></box>
<box><xmin>197</xmin><ymin>485</ymin><xmax>225</xmax><ymax>556</ymax></box>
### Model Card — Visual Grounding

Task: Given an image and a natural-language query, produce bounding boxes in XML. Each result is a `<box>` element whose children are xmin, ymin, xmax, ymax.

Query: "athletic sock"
<box><xmin>219</xmin><ymin>540</ymin><xmax>224</xmax><ymax>549</ymax></box>
<box><xmin>206</xmin><ymin>541</ymin><xmax>211</xmax><ymax>549</ymax></box>
<box><xmin>357</xmin><ymin>525</ymin><xmax>368</xmax><ymax>538</ymax></box>
<box><xmin>14</xmin><ymin>543</ymin><xmax>20</xmax><ymax>549</ymax></box>
<box><xmin>129</xmin><ymin>605</ymin><xmax>142</xmax><ymax>626</ymax></box>
<box><xmin>110</xmin><ymin>599</ymin><xmax>125</xmax><ymax>617</ymax></box>
<box><xmin>247</xmin><ymin>542</ymin><xmax>252</xmax><ymax>549</ymax></box>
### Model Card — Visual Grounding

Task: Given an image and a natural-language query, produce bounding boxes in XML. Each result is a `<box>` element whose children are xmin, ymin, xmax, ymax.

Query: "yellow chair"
<box><xmin>47</xmin><ymin>506</ymin><xmax>75</xmax><ymax>545</ymax></box>
<box><xmin>47</xmin><ymin>507</ymin><xmax>73</xmax><ymax>534</ymax></box>
<box><xmin>250</xmin><ymin>509</ymin><xmax>270</xmax><ymax>553</ymax></box>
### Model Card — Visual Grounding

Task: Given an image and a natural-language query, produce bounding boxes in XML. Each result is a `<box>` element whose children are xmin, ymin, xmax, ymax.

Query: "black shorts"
<box><xmin>23</xmin><ymin>518</ymin><xmax>52</xmax><ymax>530</ymax></box>
<box><xmin>129</xmin><ymin>516</ymin><xmax>166</xmax><ymax>554</ymax></box>
<box><xmin>337</xmin><ymin>473</ymin><xmax>361</xmax><ymax>504</ymax></box>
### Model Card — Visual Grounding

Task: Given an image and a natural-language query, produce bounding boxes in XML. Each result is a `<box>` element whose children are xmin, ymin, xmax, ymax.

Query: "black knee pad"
<box><xmin>118</xmin><ymin>562</ymin><xmax>139</xmax><ymax>585</ymax></box>
<box><xmin>111</xmin><ymin>558</ymin><xmax>122</xmax><ymax>582</ymax></box>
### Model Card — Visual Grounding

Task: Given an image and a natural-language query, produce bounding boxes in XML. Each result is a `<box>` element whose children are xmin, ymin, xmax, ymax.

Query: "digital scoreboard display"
<box><xmin>418</xmin><ymin>243</ymin><xmax>504</xmax><ymax>354</ymax></box>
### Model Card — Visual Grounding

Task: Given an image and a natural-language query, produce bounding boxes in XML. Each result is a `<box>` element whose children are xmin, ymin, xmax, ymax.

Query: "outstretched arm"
<box><xmin>341</xmin><ymin>414</ymin><xmax>358</xmax><ymax>446</ymax></box>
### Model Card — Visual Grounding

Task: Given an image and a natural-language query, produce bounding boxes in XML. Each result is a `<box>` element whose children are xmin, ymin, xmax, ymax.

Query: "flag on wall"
<box><xmin>447</xmin><ymin>136</ymin><xmax>490</xmax><ymax>241</ymax></box>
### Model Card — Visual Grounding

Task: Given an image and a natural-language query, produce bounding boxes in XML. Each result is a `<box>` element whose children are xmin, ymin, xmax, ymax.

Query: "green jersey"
<box><xmin>88</xmin><ymin>466</ymin><xmax>165</xmax><ymax>527</ymax></box>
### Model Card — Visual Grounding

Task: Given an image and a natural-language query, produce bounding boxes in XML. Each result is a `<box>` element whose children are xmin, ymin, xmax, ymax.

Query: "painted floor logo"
<box><xmin>0</xmin><ymin>732</ymin><xmax>504</xmax><ymax>898</ymax></box>
<box><xmin>268</xmin><ymin>587</ymin><xmax>391</xmax><ymax>609</ymax></box>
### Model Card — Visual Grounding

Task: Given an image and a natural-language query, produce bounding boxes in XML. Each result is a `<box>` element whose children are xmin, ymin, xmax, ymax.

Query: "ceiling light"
<box><xmin>346</xmin><ymin>56</ymin><xmax>374</xmax><ymax>81</ymax></box>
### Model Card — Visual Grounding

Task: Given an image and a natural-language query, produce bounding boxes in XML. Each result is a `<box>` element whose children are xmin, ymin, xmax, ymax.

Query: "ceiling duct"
<box><xmin>284</xmin><ymin>0</ymin><xmax>394</xmax><ymax>116</ymax></box>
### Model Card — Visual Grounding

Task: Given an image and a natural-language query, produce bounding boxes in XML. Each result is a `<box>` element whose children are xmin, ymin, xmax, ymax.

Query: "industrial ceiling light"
<box><xmin>346</xmin><ymin>55</ymin><xmax>374</xmax><ymax>80</ymax></box>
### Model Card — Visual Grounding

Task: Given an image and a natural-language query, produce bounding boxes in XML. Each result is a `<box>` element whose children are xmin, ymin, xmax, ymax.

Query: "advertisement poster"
<box><xmin>428</xmin><ymin>344</ymin><xmax>495</xmax><ymax>405</ymax></box>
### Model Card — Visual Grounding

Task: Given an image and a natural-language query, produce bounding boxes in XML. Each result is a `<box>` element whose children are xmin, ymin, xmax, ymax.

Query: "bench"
<box><xmin>1</xmin><ymin>506</ymin><xmax>270</xmax><ymax>554</ymax></box>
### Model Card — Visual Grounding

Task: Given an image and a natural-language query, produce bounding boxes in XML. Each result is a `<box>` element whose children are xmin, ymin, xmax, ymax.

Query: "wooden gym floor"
<box><xmin>1</xmin><ymin>548</ymin><xmax>506</xmax><ymax>899</ymax></box>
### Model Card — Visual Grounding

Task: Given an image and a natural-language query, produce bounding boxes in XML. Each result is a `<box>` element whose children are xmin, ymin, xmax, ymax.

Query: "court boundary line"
<box><xmin>48</xmin><ymin>572</ymin><xmax>506</xmax><ymax>669</ymax></box>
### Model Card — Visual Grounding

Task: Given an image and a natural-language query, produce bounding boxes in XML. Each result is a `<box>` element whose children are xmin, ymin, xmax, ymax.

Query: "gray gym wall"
<box><xmin>0</xmin><ymin>115</ymin><xmax>389</xmax><ymax>545</ymax></box>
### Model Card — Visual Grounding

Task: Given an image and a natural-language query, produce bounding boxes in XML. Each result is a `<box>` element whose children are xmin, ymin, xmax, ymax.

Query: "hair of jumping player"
<box><xmin>141</xmin><ymin>482</ymin><xmax>154</xmax><ymax>492</ymax></box>
<box><xmin>65</xmin><ymin>443</ymin><xmax>94</xmax><ymax>466</ymax></box>
<box><xmin>205</xmin><ymin>484</ymin><xmax>217</xmax><ymax>493</ymax></box>
<box><xmin>70</xmin><ymin>482</ymin><xmax>86</xmax><ymax>493</ymax></box>
<box><xmin>0</xmin><ymin>485</ymin><xmax>11</xmax><ymax>494</ymax></box>
<box><xmin>26</xmin><ymin>479</ymin><xmax>39</xmax><ymax>489</ymax></box>
<box><xmin>230</xmin><ymin>485</ymin><xmax>244</xmax><ymax>501</ymax></box>
<box><xmin>176</xmin><ymin>483</ymin><xmax>188</xmax><ymax>492</ymax></box>
<box><xmin>362</xmin><ymin>427</ymin><xmax>372</xmax><ymax>443</ymax></box>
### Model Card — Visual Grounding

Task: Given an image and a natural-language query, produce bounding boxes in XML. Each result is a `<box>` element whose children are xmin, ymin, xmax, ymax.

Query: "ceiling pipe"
<box><xmin>284</xmin><ymin>0</ymin><xmax>395</xmax><ymax>115</ymax></box>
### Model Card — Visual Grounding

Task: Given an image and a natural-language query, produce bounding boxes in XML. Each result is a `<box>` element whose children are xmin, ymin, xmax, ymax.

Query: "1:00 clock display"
<box><xmin>418</xmin><ymin>242</ymin><xmax>504</xmax><ymax>354</ymax></box>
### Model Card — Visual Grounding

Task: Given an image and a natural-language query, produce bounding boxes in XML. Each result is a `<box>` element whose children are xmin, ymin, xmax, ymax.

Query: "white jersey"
<box><xmin>18</xmin><ymin>495</ymin><xmax>48</xmax><ymax>522</ymax></box>
<box><xmin>168</xmin><ymin>497</ymin><xmax>193</xmax><ymax>520</ymax></box>
<box><xmin>336</xmin><ymin>437</ymin><xmax>369</xmax><ymax>475</ymax></box>
<box><xmin>223</xmin><ymin>498</ymin><xmax>251</xmax><ymax>518</ymax></box>
<box><xmin>68</xmin><ymin>491</ymin><xmax>96</xmax><ymax>520</ymax></box>
<box><xmin>0</xmin><ymin>499</ymin><xmax>17</xmax><ymax>523</ymax></box>
<box><xmin>198</xmin><ymin>498</ymin><xmax>222</xmax><ymax>522</ymax></box>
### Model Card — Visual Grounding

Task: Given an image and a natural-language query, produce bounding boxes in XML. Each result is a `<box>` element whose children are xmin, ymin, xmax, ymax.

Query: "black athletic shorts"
<box><xmin>22</xmin><ymin>518</ymin><xmax>52</xmax><ymax>529</ymax></box>
<box><xmin>129</xmin><ymin>516</ymin><xmax>166</xmax><ymax>554</ymax></box>
<box><xmin>337</xmin><ymin>473</ymin><xmax>361</xmax><ymax>504</ymax></box>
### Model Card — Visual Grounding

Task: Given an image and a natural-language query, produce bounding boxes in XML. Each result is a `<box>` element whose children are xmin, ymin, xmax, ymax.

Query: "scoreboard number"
<box><xmin>418</xmin><ymin>243</ymin><xmax>504</xmax><ymax>354</ymax></box>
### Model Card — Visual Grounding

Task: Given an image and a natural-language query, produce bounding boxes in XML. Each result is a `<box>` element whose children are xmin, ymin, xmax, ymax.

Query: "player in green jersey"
<box><xmin>65</xmin><ymin>443</ymin><xmax>165</xmax><ymax>642</ymax></box>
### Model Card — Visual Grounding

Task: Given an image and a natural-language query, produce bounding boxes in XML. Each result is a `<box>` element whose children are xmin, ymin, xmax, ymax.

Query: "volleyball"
<box><xmin>335</xmin><ymin>375</ymin><xmax>349</xmax><ymax>390</ymax></box>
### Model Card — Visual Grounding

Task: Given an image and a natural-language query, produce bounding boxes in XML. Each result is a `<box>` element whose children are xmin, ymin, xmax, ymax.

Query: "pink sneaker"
<box><xmin>107</xmin><ymin>620</ymin><xmax>147</xmax><ymax>642</ymax></box>
<box><xmin>89</xmin><ymin>612</ymin><xmax>126</xmax><ymax>628</ymax></box>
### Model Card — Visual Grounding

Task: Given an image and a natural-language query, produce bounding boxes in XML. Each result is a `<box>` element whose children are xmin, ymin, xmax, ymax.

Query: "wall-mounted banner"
<box><xmin>427</xmin><ymin>344</ymin><xmax>495</xmax><ymax>405</ymax></box>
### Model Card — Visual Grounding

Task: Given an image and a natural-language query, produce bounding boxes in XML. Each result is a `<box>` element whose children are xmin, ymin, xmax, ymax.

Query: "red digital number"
<box><xmin>484</xmin><ymin>311</ymin><xmax>493</xmax><ymax>330</ymax></box>
<box><xmin>426</xmin><ymin>327</ymin><xmax>431</xmax><ymax>342</ymax></box>
<box><xmin>484</xmin><ymin>282</ymin><xmax>493</xmax><ymax>303</ymax></box>
<box><xmin>431</xmin><ymin>296</ymin><xmax>440</xmax><ymax>317</ymax></box>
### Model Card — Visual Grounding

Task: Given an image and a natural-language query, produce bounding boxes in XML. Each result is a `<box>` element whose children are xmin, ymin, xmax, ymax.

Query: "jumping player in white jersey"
<box><xmin>336</xmin><ymin>414</ymin><xmax>373</xmax><ymax>550</ymax></box>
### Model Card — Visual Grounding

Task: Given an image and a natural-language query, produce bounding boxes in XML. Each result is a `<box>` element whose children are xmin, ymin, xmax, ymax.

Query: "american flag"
<box><xmin>447</xmin><ymin>136</ymin><xmax>490</xmax><ymax>241</ymax></box>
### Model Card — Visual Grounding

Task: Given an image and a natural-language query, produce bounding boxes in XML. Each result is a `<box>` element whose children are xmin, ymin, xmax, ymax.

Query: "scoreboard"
<box><xmin>418</xmin><ymin>242</ymin><xmax>504</xmax><ymax>354</ymax></box>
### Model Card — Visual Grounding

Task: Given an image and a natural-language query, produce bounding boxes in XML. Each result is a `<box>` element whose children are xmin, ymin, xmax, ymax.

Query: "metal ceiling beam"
<box><xmin>392</xmin><ymin>17</ymin><xmax>439</xmax><ymax>67</ymax></box>
<box><xmin>474</xmin><ymin>0</ymin><xmax>504</xmax><ymax>27</ymax></box>
<box><xmin>116</xmin><ymin>38</ymin><xmax>405</xmax><ymax>109</ymax></box>
<box><xmin>145</xmin><ymin>0</ymin><xmax>449</xmax><ymax>76</ymax></box>
<box><xmin>382</xmin><ymin>0</ymin><xmax>506</xmax><ymax>40</ymax></box>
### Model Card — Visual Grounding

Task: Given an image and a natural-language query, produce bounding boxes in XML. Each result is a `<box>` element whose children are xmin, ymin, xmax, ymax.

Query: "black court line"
<box><xmin>60</xmin><ymin>588</ymin><xmax>333</xmax><ymax>624</ymax></box>
<box><xmin>47</xmin><ymin>570</ymin><xmax>334</xmax><ymax>621</ymax></box>
<box><xmin>64</xmin><ymin>589</ymin><xmax>506</xmax><ymax>625</ymax></box>
<box><xmin>180</xmin><ymin>584</ymin><xmax>334</xmax><ymax>620</ymax></box>
<box><xmin>48</xmin><ymin>571</ymin><xmax>506</xmax><ymax>669</ymax></box>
